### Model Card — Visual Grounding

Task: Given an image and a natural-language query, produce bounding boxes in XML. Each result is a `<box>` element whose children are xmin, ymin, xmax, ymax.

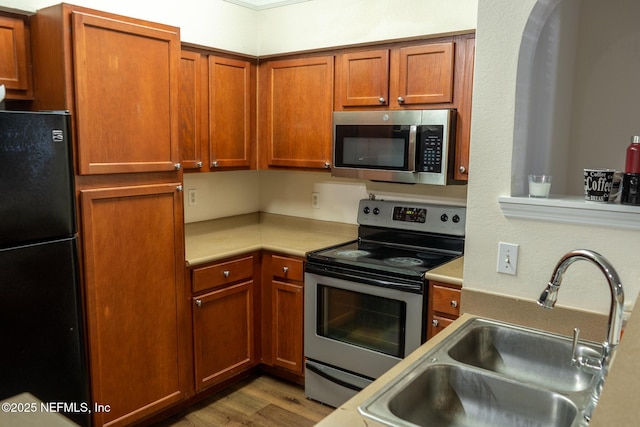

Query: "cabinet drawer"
<box><xmin>432</xmin><ymin>284</ymin><xmax>461</xmax><ymax>316</ymax></box>
<box><xmin>193</xmin><ymin>256</ymin><xmax>254</xmax><ymax>293</ymax></box>
<box><xmin>271</xmin><ymin>255</ymin><xmax>304</xmax><ymax>282</ymax></box>
<box><xmin>430</xmin><ymin>315</ymin><xmax>455</xmax><ymax>336</ymax></box>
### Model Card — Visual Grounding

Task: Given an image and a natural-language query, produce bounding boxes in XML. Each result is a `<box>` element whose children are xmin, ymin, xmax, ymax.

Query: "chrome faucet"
<box><xmin>537</xmin><ymin>249</ymin><xmax>624</xmax><ymax>422</ymax></box>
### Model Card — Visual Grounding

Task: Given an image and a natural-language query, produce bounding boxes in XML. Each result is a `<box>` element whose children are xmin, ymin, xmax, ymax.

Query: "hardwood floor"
<box><xmin>155</xmin><ymin>375</ymin><xmax>334</xmax><ymax>426</ymax></box>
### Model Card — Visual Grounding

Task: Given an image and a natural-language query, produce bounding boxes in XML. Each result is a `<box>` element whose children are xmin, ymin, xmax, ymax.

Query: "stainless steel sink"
<box><xmin>359</xmin><ymin>318</ymin><xmax>601</xmax><ymax>427</ymax></box>
<box><xmin>361</xmin><ymin>364</ymin><xmax>579</xmax><ymax>427</ymax></box>
<box><xmin>447</xmin><ymin>322</ymin><xmax>601</xmax><ymax>393</ymax></box>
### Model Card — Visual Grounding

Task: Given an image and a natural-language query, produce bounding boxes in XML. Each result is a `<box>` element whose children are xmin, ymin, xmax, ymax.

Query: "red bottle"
<box><xmin>625</xmin><ymin>136</ymin><xmax>640</xmax><ymax>173</ymax></box>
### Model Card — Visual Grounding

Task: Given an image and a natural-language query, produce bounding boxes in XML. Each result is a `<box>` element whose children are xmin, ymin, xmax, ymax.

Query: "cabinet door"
<box><xmin>80</xmin><ymin>183</ymin><xmax>186</xmax><ymax>427</ymax></box>
<box><xmin>337</xmin><ymin>49</ymin><xmax>389</xmax><ymax>107</ymax></box>
<box><xmin>179</xmin><ymin>50</ymin><xmax>204</xmax><ymax>170</ymax></box>
<box><xmin>271</xmin><ymin>280</ymin><xmax>304</xmax><ymax>374</ymax></box>
<box><xmin>193</xmin><ymin>281</ymin><xmax>254</xmax><ymax>391</ymax></box>
<box><xmin>0</xmin><ymin>14</ymin><xmax>32</xmax><ymax>99</ymax></box>
<box><xmin>208</xmin><ymin>56</ymin><xmax>254</xmax><ymax>169</ymax></box>
<box><xmin>392</xmin><ymin>42</ymin><xmax>454</xmax><ymax>105</ymax></box>
<box><xmin>72</xmin><ymin>12</ymin><xmax>180</xmax><ymax>174</ymax></box>
<box><xmin>259</xmin><ymin>56</ymin><xmax>334</xmax><ymax>169</ymax></box>
<box><xmin>453</xmin><ymin>36</ymin><xmax>475</xmax><ymax>181</ymax></box>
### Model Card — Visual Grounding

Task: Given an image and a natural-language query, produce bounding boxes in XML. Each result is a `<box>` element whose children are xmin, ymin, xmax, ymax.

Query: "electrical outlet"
<box><xmin>311</xmin><ymin>192</ymin><xmax>320</xmax><ymax>209</ymax></box>
<box><xmin>497</xmin><ymin>242</ymin><xmax>519</xmax><ymax>275</ymax></box>
<box><xmin>188</xmin><ymin>189</ymin><xmax>197</xmax><ymax>207</ymax></box>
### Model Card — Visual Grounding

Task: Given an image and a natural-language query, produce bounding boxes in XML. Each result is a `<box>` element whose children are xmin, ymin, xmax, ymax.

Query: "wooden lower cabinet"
<box><xmin>261</xmin><ymin>253</ymin><xmax>305</xmax><ymax>381</ymax></box>
<box><xmin>426</xmin><ymin>280</ymin><xmax>462</xmax><ymax>340</ymax></box>
<box><xmin>193</xmin><ymin>281</ymin><xmax>255</xmax><ymax>391</ymax></box>
<box><xmin>80</xmin><ymin>182</ymin><xmax>186</xmax><ymax>427</ymax></box>
<box><xmin>190</xmin><ymin>253</ymin><xmax>259</xmax><ymax>392</ymax></box>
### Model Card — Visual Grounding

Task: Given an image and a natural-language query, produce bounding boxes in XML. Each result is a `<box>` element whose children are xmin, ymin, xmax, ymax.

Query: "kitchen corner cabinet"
<box><xmin>80</xmin><ymin>183</ymin><xmax>187</xmax><ymax>427</ymax></box>
<box><xmin>180</xmin><ymin>48</ymin><xmax>256</xmax><ymax>172</ymax></box>
<box><xmin>258</xmin><ymin>55</ymin><xmax>334</xmax><ymax>170</ymax></box>
<box><xmin>191</xmin><ymin>254</ymin><xmax>259</xmax><ymax>391</ymax></box>
<box><xmin>0</xmin><ymin>13</ymin><xmax>33</xmax><ymax>100</ymax></box>
<box><xmin>261</xmin><ymin>253</ymin><xmax>305</xmax><ymax>380</ymax></box>
<box><xmin>30</xmin><ymin>4</ymin><xmax>181</xmax><ymax>175</ymax></box>
<box><xmin>426</xmin><ymin>280</ymin><xmax>462</xmax><ymax>340</ymax></box>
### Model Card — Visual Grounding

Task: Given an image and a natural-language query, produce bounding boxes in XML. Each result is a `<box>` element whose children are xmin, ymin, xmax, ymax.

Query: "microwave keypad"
<box><xmin>418</xmin><ymin>126</ymin><xmax>443</xmax><ymax>173</ymax></box>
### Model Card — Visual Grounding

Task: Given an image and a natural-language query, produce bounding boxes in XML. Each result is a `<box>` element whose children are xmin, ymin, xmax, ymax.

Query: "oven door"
<box><xmin>304</xmin><ymin>271</ymin><xmax>423</xmax><ymax>381</ymax></box>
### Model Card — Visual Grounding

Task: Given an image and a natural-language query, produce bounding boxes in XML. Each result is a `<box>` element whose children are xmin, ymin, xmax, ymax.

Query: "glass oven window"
<box><xmin>316</xmin><ymin>285</ymin><xmax>406</xmax><ymax>358</ymax></box>
<box><xmin>335</xmin><ymin>125</ymin><xmax>411</xmax><ymax>170</ymax></box>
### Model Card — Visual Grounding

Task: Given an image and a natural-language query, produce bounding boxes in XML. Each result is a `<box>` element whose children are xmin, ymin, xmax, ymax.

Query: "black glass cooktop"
<box><xmin>307</xmin><ymin>239</ymin><xmax>459</xmax><ymax>279</ymax></box>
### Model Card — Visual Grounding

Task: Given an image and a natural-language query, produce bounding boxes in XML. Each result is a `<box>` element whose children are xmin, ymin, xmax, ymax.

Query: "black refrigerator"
<box><xmin>0</xmin><ymin>111</ymin><xmax>91</xmax><ymax>426</ymax></box>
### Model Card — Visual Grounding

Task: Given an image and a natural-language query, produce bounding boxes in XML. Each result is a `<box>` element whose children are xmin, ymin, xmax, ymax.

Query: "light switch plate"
<box><xmin>497</xmin><ymin>242</ymin><xmax>519</xmax><ymax>275</ymax></box>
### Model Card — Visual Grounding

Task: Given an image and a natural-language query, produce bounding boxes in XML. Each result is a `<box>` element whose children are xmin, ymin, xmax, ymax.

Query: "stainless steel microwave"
<box><xmin>331</xmin><ymin>109</ymin><xmax>460</xmax><ymax>185</ymax></box>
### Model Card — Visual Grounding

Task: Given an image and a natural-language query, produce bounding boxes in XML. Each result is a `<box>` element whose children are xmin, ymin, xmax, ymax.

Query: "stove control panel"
<box><xmin>358</xmin><ymin>199</ymin><xmax>466</xmax><ymax>236</ymax></box>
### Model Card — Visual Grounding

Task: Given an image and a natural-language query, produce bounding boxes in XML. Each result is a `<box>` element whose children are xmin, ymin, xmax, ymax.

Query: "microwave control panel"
<box><xmin>417</xmin><ymin>125</ymin><xmax>444</xmax><ymax>173</ymax></box>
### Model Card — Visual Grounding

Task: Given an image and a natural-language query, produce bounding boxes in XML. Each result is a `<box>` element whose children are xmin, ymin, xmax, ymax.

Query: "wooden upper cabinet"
<box><xmin>179</xmin><ymin>49</ymin><xmax>256</xmax><ymax>172</ymax></box>
<box><xmin>30</xmin><ymin>4</ymin><xmax>180</xmax><ymax>175</ymax></box>
<box><xmin>392</xmin><ymin>41</ymin><xmax>454</xmax><ymax>105</ymax></box>
<box><xmin>453</xmin><ymin>36</ymin><xmax>475</xmax><ymax>180</ymax></box>
<box><xmin>179</xmin><ymin>50</ymin><xmax>203</xmax><ymax>170</ymax></box>
<box><xmin>336</xmin><ymin>40</ymin><xmax>454</xmax><ymax>110</ymax></box>
<box><xmin>259</xmin><ymin>55</ymin><xmax>334</xmax><ymax>170</ymax></box>
<box><xmin>208</xmin><ymin>56</ymin><xmax>254</xmax><ymax>169</ymax></box>
<box><xmin>0</xmin><ymin>13</ymin><xmax>32</xmax><ymax>99</ymax></box>
<box><xmin>338</xmin><ymin>49</ymin><xmax>389</xmax><ymax>107</ymax></box>
<box><xmin>72</xmin><ymin>12</ymin><xmax>180</xmax><ymax>175</ymax></box>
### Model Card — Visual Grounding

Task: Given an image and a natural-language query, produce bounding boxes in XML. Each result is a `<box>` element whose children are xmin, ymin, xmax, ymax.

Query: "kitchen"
<box><xmin>1</xmin><ymin>0</ymin><xmax>639</xmax><ymax>426</ymax></box>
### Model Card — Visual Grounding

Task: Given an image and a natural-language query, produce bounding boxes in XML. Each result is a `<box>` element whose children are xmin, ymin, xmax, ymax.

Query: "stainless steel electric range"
<box><xmin>304</xmin><ymin>197</ymin><xmax>465</xmax><ymax>408</ymax></box>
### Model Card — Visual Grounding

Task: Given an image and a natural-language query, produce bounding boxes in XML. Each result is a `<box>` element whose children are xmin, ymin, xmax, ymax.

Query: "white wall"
<box><xmin>256</xmin><ymin>0</ymin><xmax>477</xmax><ymax>55</ymax></box>
<box><xmin>1</xmin><ymin>0</ymin><xmax>258</xmax><ymax>54</ymax></box>
<box><xmin>465</xmin><ymin>0</ymin><xmax>640</xmax><ymax>315</ymax></box>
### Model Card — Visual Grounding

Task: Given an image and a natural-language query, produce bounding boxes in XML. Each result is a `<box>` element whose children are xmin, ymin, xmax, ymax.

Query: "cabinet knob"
<box><xmin>176</xmin><ymin>185</ymin><xmax>183</xmax><ymax>192</ymax></box>
<box><xmin>212</xmin><ymin>161</ymin><xmax>219</xmax><ymax>168</ymax></box>
<box><xmin>397</xmin><ymin>96</ymin><xmax>405</xmax><ymax>103</ymax></box>
<box><xmin>196</xmin><ymin>161</ymin><xmax>203</xmax><ymax>168</ymax></box>
<box><xmin>282</xmin><ymin>266</ymin><xmax>289</xmax><ymax>274</ymax></box>
<box><xmin>432</xmin><ymin>319</ymin><xmax>439</xmax><ymax>327</ymax></box>
<box><xmin>459</xmin><ymin>165</ymin><xmax>467</xmax><ymax>174</ymax></box>
<box><xmin>451</xmin><ymin>300</ymin><xmax>458</xmax><ymax>308</ymax></box>
<box><xmin>324</xmin><ymin>162</ymin><xmax>331</xmax><ymax>169</ymax></box>
<box><xmin>378</xmin><ymin>97</ymin><xmax>386</xmax><ymax>104</ymax></box>
<box><xmin>223</xmin><ymin>270</ymin><xmax>230</xmax><ymax>278</ymax></box>
<box><xmin>174</xmin><ymin>163</ymin><xmax>182</xmax><ymax>170</ymax></box>
<box><xmin>195</xmin><ymin>299</ymin><xmax>202</xmax><ymax>307</ymax></box>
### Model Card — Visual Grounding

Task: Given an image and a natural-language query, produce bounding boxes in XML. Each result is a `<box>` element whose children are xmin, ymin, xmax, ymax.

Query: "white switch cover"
<box><xmin>188</xmin><ymin>189</ymin><xmax>197</xmax><ymax>206</ymax></box>
<box><xmin>311</xmin><ymin>192</ymin><xmax>320</xmax><ymax>209</ymax></box>
<box><xmin>497</xmin><ymin>242</ymin><xmax>519</xmax><ymax>275</ymax></box>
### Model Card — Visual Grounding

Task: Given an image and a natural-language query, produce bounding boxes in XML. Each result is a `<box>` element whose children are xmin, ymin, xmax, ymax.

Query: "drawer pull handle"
<box><xmin>432</xmin><ymin>319</ymin><xmax>439</xmax><ymax>327</ymax></box>
<box><xmin>195</xmin><ymin>299</ymin><xmax>202</xmax><ymax>307</ymax></box>
<box><xmin>282</xmin><ymin>266</ymin><xmax>289</xmax><ymax>274</ymax></box>
<box><xmin>451</xmin><ymin>300</ymin><xmax>458</xmax><ymax>308</ymax></box>
<box><xmin>223</xmin><ymin>270</ymin><xmax>230</xmax><ymax>278</ymax></box>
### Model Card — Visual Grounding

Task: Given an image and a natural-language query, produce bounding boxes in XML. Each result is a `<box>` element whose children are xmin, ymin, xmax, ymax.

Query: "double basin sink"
<box><xmin>359</xmin><ymin>317</ymin><xmax>602</xmax><ymax>427</ymax></box>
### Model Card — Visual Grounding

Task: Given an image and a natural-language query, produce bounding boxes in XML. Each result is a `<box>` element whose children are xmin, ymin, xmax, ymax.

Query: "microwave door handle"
<box><xmin>408</xmin><ymin>125</ymin><xmax>417</xmax><ymax>171</ymax></box>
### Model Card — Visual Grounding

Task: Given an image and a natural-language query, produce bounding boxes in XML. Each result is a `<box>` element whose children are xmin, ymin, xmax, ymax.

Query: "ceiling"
<box><xmin>223</xmin><ymin>0</ymin><xmax>311</xmax><ymax>10</ymax></box>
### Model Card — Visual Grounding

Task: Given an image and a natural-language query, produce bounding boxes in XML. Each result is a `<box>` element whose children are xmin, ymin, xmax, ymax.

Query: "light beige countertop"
<box><xmin>424</xmin><ymin>255</ymin><xmax>463</xmax><ymax>285</ymax></box>
<box><xmin>184</xmin><ymin>212</ymin><xmax>358</xmax><ymax>266</ymax></box>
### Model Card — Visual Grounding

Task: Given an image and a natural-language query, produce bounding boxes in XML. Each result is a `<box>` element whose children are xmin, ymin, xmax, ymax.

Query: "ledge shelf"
<box><xmin>498</xmin><ymin>195</ymin><xmax>640</xmax><ymax>231</ymax></box>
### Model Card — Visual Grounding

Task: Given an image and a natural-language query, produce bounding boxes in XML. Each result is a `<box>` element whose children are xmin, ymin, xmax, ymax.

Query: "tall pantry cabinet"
<box><xmin>30</xmin><ymin>5</ymin><xmax>187</xmax><ymax>427</ymax></box>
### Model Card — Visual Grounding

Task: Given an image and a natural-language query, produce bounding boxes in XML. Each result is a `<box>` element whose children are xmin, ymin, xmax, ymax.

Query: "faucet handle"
<box><xmin>571</xmin><ymin>327</ymin><xmax>580</xmax><ymax>365</ymax></box>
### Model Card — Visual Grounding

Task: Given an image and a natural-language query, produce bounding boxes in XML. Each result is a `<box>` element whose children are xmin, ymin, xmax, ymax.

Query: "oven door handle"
<box><xmin>305</xmin><ymin>361</ymin><xmax>365</xmax><ymax>392</ymax></box>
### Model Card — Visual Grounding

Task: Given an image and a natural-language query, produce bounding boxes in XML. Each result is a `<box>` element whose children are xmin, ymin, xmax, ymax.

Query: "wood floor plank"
<box><xmin>155</xmin><ymin>374</ymin><xmax>334</xmax><ymax>426</ymax></box>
